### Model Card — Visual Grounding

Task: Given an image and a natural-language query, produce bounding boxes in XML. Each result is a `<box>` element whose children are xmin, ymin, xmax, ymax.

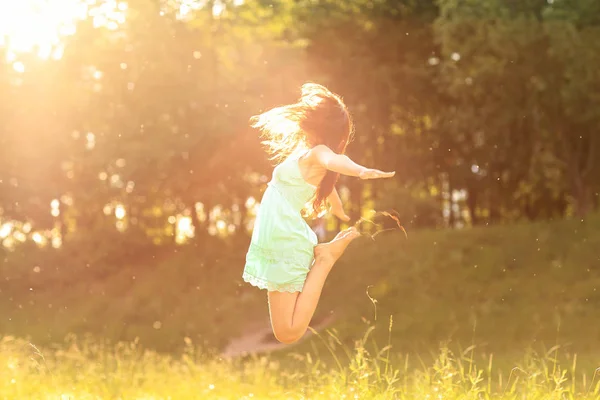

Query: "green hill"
<box><xmin>1</xmin><ymin>215</ymin><xmax>599</xmax><ymax>364</ymax></box>
<box><xmin>317</xmin><ymin>214</ymin><xmax>600</xmax><ymax>357</ymax></box>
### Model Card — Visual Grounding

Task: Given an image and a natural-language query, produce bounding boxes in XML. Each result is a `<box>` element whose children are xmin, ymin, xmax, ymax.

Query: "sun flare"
<box><xmin>0</xmin><ymin>0</ymin><xmax>127</xmax><ymax>66</ymax></box>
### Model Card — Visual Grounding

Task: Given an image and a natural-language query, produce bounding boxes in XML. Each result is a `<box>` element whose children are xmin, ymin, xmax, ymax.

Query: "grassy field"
<box><xmin>2</xmin><ymin>330</ymin><xmax>600</xmax><ymax>399</ymax></box>
<box><xmin>318</xmin><ymin>213</ymin><xmax>600</xmax><ymax>355</ymax></box>
<box><xmin>2</xmin><ymin>215</ymin><xmax>600</xmax><ymax>398</ymax></box>
<box><xmin>2</xmin><ymin>214</ymin><xmax>600</xmax><ymax>356</ymax></box>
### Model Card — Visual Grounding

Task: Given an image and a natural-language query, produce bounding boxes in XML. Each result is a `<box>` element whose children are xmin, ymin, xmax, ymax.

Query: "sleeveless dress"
<box><xmin>242</xmin><ymin>150</ymin><xmax>318</xmax><ymax>293</ymax></box>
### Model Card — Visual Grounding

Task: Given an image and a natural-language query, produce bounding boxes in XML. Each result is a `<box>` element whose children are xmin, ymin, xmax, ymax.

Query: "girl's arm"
<box><xmin>328</xmin><ymin>187</ymin><xmax>350</xmax><ymax>221</ymax></box>
<box><xmin>311</xmin><ymin>145</ymin><xmax>395</xmax><ymax>179</ymax></box>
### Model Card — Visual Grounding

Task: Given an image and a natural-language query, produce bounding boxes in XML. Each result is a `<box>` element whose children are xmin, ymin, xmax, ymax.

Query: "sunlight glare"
<box><xmin>51</xmin><ymin>236</ymin><xmax>62</xmax><ymax>248</ymax></box>
<box><xmin>245</xmin><ymin>197</ymin><xmax>256</xmax><ymax>209</ymax></box>
<box><xmin>125</xmin><ymin>181</ymin><xmax>135</xmax><ymax>193</ymax></box>
<box><xmin>32</xmin><ymin>232</ymin><xmax>45</xmax><ymax>245</ymax></box>
<box><xmin>115</xmin><ymin>204</ymin><xmax>126</xmax><ymax>220</ymax></box>
<box><xmin>195</xmin><ymin>202</ymin><xmax>207</xmax><ymax>223</ymax></box>
<box><xmin>51</xmin><ymin>199</ymin><xmax>60</xmax><ymax>217</ymax></box>
<box><xmin>175</xmin><ymin>215</ymin><xmax>194</xmax><ymax>244</ymax></box>
<box><xmin>0</xmin><ymin>223</ymin><xmax>13</xmax><ymax>238</ymax></box>
<box><xmin>12</xmin><ymin>61</ymin><xmax>25</xmax><ymax>73</ymax></box>
<box><xmin>0</xmin><ymin>0</ymin><xmax>86</xmax><ymax>60</ymax></box>
<box><xmin>174</xmin><ymin>0</ymin><xmax>204</xmax><ymax>20</ymax></box>
<box><xmin>177</xmin><ymin>216</ymin><xmax>192</xmax><ymax>232</ymax></box>
<box><xmin>116</xmin><ymin>220</ymin><xmax>126</xmax><ymax>232</ymax></box>
<box><xmin>212</xmin><ymin>0</ymin><xmax>225</xmax><ymax>17</ymax></box>
<box><xmin>0</xmin><ymin>0</ymin><xmax>128</xmax><ymax>62</ymax></box>
<box><xmin>14</xmin><ymin>231</ymin><xmax>27</xmax><ymax>243</ymax></box>
<box><xmin>2</xmin><ymin>237</ymin><xmax>15</xmax><ymax>249</ymax></box>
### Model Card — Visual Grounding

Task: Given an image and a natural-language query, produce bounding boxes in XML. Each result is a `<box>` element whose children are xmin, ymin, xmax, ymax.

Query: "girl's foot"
<box><xmin>314</xmin><ymin>227</ymin><xmax>360</xmax><ymax>269</ymax></box>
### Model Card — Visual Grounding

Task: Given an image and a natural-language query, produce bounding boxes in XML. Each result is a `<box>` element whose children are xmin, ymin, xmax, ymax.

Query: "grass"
<box><xmin>2</xmin><ymin>322</ymin><xmax>600</xmax><ymax>399</ymax></box>
<box><xmin>316</xmin><ymin>213</ymin><xmax>600</xmax><ymax>355</ymax></box>
<box><xmin>1</xmin><ymin>214</ymin><xmax>600</xmax><ymax>378</ymax></box>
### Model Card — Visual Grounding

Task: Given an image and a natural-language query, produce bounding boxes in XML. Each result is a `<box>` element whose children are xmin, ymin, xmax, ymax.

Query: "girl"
<box><xmin>242</xmin><ymin>83</ymin><xmax>395</xmax><ymax>344</ymax></box>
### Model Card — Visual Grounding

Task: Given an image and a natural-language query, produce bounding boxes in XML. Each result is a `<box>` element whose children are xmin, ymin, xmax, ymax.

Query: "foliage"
<box><xmin>1</xmin><ymin>0</ymin><xmax>599</xmax><ymax>254</ymax></box>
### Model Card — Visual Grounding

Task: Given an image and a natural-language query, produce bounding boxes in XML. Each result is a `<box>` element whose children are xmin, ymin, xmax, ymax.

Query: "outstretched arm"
<box><xmin>311</xmin><ymin>145</ymin><xmax>395</xmax><ymax>179</ymax></box>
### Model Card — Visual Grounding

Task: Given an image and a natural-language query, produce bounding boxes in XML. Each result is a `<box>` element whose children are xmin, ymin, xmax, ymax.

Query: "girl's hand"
<box><xmin>331</xmin><ymin>204</ymin><xmax>350</xmax><ymax>222</ymax></box>
<box><xmin>359</xmin><ymin>168</ymin><xmax>395</xmax><ymax>180</ymax></box>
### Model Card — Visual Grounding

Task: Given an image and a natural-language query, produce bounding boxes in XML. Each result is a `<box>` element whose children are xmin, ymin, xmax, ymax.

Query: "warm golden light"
<box><xmin>115</xmin><ymin>204</ymin><xmax>126</xmax><ymax>220</ymax></box>
<box><xmin>32</xmin><ymin>232</ymin><xmax>45</xmax><ymax>245</ymax></box>
<box><xmin>0</xmin><ymin>223</ymin><xmax>12</xmax><ymax>239</ymax></box>
<box><xmin>175</xmin><ymin>215</ymin><xmax>194</xmax><ymax>244</ymax></box>
<box><xmin>0</xmin><ymin>0</ymin><xmax>128</xmax><ymax>64</ymax></box>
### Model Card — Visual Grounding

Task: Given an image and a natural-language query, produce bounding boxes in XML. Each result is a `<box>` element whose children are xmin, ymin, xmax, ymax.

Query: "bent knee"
<box><xmin>275</xmin><ymin>334</ymin><xmax>300</xmax><ymax>344</ymax></box>
<box><xmin>273</xmin><ymin>327</ymin><xmax>305</xmax><ymax>344</ymax></box>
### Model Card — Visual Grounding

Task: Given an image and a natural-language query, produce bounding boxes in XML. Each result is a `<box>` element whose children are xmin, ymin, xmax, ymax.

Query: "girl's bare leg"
<box><xmin>267</xmin><ymin>227</ymin><xmax>360</xmax><ymax>344</ymax></box>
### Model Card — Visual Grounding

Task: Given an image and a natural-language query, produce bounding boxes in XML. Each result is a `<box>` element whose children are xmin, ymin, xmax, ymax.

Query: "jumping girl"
<box><xmin>242</xmin><ymin>83</ymin><xmax>395</xmax><ymax>344</ymax></box>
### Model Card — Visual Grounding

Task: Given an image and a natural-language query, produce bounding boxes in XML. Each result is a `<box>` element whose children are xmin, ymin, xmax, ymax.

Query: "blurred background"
<box><xmin>0</xmin><ymin>0</ymin><xmax>599</xmax><ymax>363</ymax></box>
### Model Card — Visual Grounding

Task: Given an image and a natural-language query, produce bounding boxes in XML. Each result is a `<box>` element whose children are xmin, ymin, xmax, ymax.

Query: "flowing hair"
<box><xmin>250</xmin><ymin>83</ymin><xmax>354</xmax><ymax>216</ymax></box>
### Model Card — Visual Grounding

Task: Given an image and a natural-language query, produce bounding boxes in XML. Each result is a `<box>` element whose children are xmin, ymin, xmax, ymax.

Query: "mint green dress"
<box><xmin>242</xmin><ymin>151</ymin><xmax>318</xmax><ymax>293</ymax></box>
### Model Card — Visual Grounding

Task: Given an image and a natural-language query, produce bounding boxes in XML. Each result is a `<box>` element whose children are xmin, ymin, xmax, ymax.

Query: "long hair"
<box><xmin>250</xmin><ymin>83</ymin><xmax>354</xmax><ymax>215</ymax></box>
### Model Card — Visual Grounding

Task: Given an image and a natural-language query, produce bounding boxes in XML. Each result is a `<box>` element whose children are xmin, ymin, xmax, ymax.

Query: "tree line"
<box><xmin>0</xmin><ymin>0</ymin><xmax>598</xmax><ymax>252</ymax></box>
